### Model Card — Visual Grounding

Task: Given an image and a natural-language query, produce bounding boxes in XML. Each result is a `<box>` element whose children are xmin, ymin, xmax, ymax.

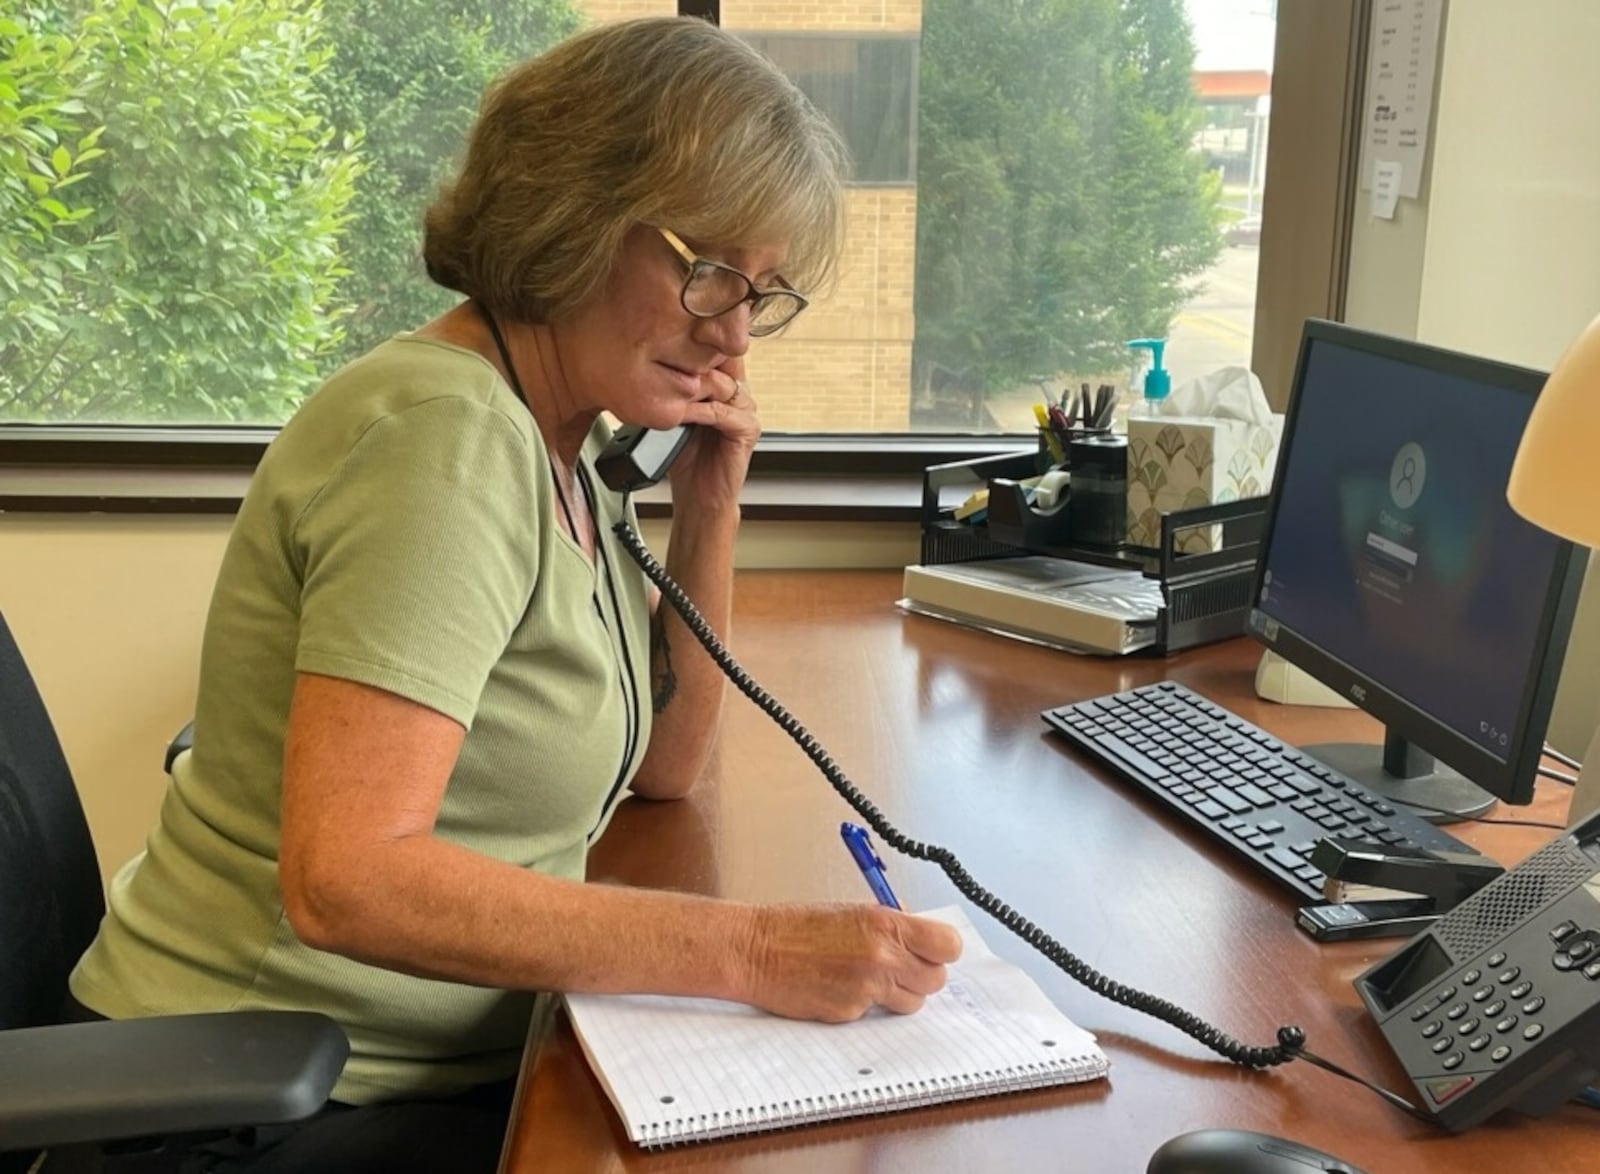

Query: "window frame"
<box><xmin>0</xmin><ymin>0</ymin><xmax>1363</xmax><ymax>519</ymax></box>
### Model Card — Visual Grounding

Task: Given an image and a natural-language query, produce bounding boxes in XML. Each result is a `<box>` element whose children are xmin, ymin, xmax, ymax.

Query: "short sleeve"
<box><xmin>291</xmin><ymin>397</ymin><xmax>540</xmax><ymax>727</ymax></box>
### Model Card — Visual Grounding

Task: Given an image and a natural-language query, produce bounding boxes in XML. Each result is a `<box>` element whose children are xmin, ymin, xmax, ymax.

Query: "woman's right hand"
<box><xmin>738</xmin><ymin>903</ymin><xmax>965</xmax><ymax>1022</ymax></box>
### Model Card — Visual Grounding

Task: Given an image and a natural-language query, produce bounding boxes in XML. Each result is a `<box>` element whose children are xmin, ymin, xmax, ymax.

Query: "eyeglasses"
<box><xmin>657</xmin><ymin>228</ymin><xmax>808</xmax><ymax>337</ymax></box>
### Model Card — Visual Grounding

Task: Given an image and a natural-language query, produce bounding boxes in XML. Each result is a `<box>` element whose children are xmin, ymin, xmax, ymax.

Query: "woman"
<box><xmin>69</xmin><ymin>16</ymin><xmax>961</xmax><ymax>1171</ymax></box>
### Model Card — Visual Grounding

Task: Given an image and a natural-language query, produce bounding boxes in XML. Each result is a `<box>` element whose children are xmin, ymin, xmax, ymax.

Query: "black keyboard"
<box><xmin>1042</xmin><ymin>681</ymin><xmax>1484</xmax><ymax>904</ymax></box>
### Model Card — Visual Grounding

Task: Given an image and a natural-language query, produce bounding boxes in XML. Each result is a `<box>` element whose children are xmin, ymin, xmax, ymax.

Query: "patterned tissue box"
<box><xmin>1125</xmin><ymin>414</ymin><xmax>1283</xmax><ymax>552</ymax></box>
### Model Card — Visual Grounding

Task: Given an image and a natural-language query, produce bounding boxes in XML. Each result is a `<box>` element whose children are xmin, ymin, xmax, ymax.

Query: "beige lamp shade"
<box><xmin>1508</xmin><ymin>312</ymin><xmax>1600</xmax><ymax>828</ymax></box>
<box><xmin>1508</xmin><ymin>313</ymin><xmax>1600</xmax><ymax>547</ymax></box>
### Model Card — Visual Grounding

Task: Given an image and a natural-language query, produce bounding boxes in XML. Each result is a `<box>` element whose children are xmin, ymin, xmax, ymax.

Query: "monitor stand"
<box><xmin>1304</xmin><ymin>728</ymin><xmax>1495</xmax><ymax>824</ymax></box>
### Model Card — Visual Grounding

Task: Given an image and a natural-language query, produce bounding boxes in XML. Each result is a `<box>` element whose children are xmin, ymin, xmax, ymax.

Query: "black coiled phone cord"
<box><xmin>611</xmin><ymin>519</ymin><xmax>1309</xmax><ymax>1073</ymax></box>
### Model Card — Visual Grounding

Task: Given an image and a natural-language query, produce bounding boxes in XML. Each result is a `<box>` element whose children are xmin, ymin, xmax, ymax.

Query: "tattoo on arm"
<box><xmin>650</xmin><ymin>611</ymin><xmax>678</xmax><ymax>714</ymax></box>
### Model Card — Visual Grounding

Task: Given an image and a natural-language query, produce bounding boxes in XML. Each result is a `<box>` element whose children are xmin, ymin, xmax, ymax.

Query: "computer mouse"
<box><xmin>1147</xmin><ymin>1128</ymin><xmax>1369</xmax><ymax>1174</ymax></box>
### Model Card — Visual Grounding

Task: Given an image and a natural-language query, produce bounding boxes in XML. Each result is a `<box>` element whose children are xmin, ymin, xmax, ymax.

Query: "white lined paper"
<box><xmin>566</xmin><ymin>907</ymin><xmax>1108</xmax><ymax>1147</ymax></box>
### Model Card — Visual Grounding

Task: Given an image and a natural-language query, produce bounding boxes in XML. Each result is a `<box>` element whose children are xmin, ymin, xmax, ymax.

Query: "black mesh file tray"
<box><xmin>917</xmin><ymin>449</ymin><xmax>1266</xmax><ymax>654</ymax></box>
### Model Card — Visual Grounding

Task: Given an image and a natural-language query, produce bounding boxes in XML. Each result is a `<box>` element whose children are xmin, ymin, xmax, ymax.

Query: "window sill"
<box><xmin>0</xmin><ymin>431</ymin><xmax>1023</xmax><ymax>521</ymax></box>
<box><xmin>630</xmin><ymin>471</ymin><xmax>923</xmax><ymax>522</ymax></box>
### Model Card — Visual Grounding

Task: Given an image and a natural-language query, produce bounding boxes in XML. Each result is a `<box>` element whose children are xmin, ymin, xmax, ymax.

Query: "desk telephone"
<box><xmin>1356</xmin><ymin>808</ymin><xmax>1600</xmax><ymax>1131</ymax></box>
<box><xmin>594</xmin><ymin>423</ymin><xmax>1596</xmax><ymax>1134</ymax></box>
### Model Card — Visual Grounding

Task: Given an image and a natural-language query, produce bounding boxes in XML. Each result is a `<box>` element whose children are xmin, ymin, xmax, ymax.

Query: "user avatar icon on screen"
<box><xmin>1389</xmin><ymin>442</ymin><xmax>1427</xmax><ymax>509</ymax></box>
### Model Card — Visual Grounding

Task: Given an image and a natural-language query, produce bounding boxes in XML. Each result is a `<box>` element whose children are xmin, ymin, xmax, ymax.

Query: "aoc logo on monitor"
<box><xmin>1389</xmin><ymin>442</ymin><xmax>1427</xmax><ymax>509</ymax></box>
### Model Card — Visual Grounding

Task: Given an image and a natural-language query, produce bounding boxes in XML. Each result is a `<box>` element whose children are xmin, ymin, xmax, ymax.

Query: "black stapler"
<box><xmin>1294</xmin><ymin>839</ymin><xmax>1505</xmax><ymax>941</ymax></box>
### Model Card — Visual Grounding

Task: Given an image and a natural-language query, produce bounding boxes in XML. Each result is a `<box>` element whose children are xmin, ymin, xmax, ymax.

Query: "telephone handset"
<box><xmin>1355</xmin><ymin>807</ymin><xmax>1600</xmax><ymax>1130</ymax></box>
<box><xmin>595</xmin><ymin>424</ymin><xmax>693</xmax><ymax>493</ymax></box>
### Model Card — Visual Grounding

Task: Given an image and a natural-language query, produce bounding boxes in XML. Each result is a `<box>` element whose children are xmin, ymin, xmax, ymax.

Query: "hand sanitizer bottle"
<box><xmin>1126</xmin><ymin>338</ymin><xmax>1171</xmax><ymax>421</ymax></box>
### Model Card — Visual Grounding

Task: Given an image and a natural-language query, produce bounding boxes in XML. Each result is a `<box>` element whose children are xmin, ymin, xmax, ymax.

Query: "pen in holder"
<box><xmin>1036</xmin><ymin>426</ymin><xmax>1066</xmax><ymax>473</ymax></box>
<box><xmin>1066</xmin><ymin>431</ymin><xmax>1128</xmax><ymax>547</ymax></box>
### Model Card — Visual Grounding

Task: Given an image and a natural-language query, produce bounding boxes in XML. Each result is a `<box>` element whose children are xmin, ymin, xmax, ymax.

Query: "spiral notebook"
<box><xmin>564</xmin><ymin>907</ymin><xmax>1108</xmax><ymax>1147</ymax></box>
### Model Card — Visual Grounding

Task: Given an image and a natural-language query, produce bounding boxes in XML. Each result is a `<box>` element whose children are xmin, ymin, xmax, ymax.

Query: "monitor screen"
<box><xmin>1247</xmin><ymin>320</ymin><xmax>1585</xmax><ymax>819</ymax></box>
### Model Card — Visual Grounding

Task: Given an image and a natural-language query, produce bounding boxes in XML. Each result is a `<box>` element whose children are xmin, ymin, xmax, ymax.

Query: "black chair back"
<box><xmin>0</xmin><ymin>610</ymin><xmax>105</xmax><ymax>1033</ymax></box>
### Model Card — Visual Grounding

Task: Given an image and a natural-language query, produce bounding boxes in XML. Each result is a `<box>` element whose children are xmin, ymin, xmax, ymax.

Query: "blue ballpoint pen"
<box><xmin>840</xmin><ymin>822</ymin><xmax>902</xmax><ymax>910</ymax></box>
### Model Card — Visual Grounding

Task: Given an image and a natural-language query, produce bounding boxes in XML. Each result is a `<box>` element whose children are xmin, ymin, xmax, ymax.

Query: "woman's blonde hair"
<box><xmin>424</xmin><ymin>17</ymin><xmax>849</xmax><ymax>322</ymax></box>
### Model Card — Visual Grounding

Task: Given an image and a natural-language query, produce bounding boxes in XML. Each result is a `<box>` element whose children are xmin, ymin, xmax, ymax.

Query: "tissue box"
<box><xmin>1125</xmin><ymin>414</ymin><xmax>1283</xmax><ymax>551</ymax></box>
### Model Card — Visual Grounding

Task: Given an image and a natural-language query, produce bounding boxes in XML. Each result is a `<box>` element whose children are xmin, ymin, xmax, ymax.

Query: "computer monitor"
<box><xmin>1245</xmin><ymin>319</ymin><xmax>1586</xmax><ymax>822</ymax></box>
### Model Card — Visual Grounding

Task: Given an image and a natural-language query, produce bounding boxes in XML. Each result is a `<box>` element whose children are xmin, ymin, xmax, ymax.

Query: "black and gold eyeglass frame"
<box><xmin>657</xmin><ymin>227</ymin><xmax>808</xmax><ymax>337</ymax></box>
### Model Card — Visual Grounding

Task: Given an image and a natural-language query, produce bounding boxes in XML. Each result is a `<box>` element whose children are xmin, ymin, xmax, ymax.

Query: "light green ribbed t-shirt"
<box><xmin>70</xmin><ymin>336</ymin><xmax>652</xmax><ymax>1103</ymax></box>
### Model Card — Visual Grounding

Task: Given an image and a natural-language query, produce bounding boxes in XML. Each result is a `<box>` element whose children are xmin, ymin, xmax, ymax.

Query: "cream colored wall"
<box><xmin>1</xmin><ymin>516</ymin><xmax>232</xmax><ymax>883</ymax></box>
<box><xmin>1342</xmin><ymin>199</ymin><xmax>1426</xmax><ymax>341</ymax></box>
<box><xmin>1342</xmin><ymin>0</ymin><xmax>1600</xmax><ymax>758</ymax></box>
<box><xmin>1414</xmin><ymin>2</ymin><xmax>1600</xmax><ymax>366</ymax></box>
<box><xmin>0</xmin><ymin>512</ymin><xmax>917</xmax><ymax>882</ymax></box>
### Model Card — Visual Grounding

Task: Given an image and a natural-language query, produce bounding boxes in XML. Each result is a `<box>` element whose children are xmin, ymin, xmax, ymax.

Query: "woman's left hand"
<box><xmin>669</xmin><ymin>359</ymin><xmax>760</xmax><ymax>515</ymax></box>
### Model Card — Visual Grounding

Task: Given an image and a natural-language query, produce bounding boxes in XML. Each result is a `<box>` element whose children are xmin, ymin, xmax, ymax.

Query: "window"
<box><xmin>728</xmin><ymin>0</ymin><xmax>1277</xmax><ymax>434</ymax></box>
<box><xmin>738</xmin><ymin>34</ymin><xmax>917</xmax><ymax>185</ymax></box>
<box><xmin>2</xmin><ymin>0</ymin><xmax>1294</xmax><ymax>447</ymax></box>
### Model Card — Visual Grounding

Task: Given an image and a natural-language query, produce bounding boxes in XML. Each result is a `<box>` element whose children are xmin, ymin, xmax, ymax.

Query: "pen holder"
<box><xmin>1066</xmin><ymin>432</ymin><xmax>1128</xmax><ymax>548</ymax></box>
<box><xmin>1040</xmin><ymin>424</ymin><xmax>1115</xmax><ymax>473</ymax></box>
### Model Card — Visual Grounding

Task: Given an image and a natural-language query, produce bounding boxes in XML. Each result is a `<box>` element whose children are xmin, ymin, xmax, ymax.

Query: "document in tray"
<box><xmin>899</xmin><ymin>556</ymin><xmax>1161</xmax><ymax>655</ymax></box>
<box><xmin>564</xmin><ymin>906</ymin><xmax>1108</xmax><ymax>1148</ymax></box>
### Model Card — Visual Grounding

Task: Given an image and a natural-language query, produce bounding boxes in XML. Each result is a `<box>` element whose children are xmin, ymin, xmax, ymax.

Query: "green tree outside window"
<box><xmin>1</xmin><ymin>1</ymin><xmax>359</xmax><ymax>421</ymax></box>
<box><xmin>0</xmin><ymin>0</ymin><xmax>578</xmax><ymax>423</ymax></box>
<box><xmin>912</xmin><ymin>0</ymin><xmax>1222</xmax><ymax>425</ymax></box>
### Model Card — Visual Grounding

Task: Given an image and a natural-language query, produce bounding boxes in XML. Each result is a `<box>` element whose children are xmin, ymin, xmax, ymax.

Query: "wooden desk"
<box><xmin>501</xmin><ymin>569</ymin><xmax>1591</xmax><ymax>1173</ymax></box>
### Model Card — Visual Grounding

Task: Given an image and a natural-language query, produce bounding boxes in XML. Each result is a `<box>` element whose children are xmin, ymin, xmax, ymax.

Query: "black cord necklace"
<box><xmin>478</xmin><ymin>304</ymin><xmax>643</xmax><ymax>830</ymax></box>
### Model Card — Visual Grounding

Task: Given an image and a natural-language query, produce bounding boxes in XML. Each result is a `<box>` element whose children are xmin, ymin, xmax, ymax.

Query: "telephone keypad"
<box><xmin>1408</xmin><ymin>952</ymin><xmax>1554</xmax><ymax>1080</ymax></box>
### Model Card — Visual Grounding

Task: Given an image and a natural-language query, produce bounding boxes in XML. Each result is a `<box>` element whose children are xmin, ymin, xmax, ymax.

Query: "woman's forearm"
<box><xmin>289</xmin><ymin>827</ymin><xmax>962</xmax><ymax>1025</ymax></box>
<box><xmin>290</xmin><ymin>830</ymin><xmax>756</xmax><ymax>996</ymax></box>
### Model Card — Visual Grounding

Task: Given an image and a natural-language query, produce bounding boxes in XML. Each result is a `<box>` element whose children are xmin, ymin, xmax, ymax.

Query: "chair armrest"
<box><xmin>163</xmin><ymin>721</ymin><xmax>194</xmax><ymax>774</ymax></box>
<box><xmin>0</xmin><ymin>1011</ymin><xmax>348</xmax><ymax>1150</ymax></box>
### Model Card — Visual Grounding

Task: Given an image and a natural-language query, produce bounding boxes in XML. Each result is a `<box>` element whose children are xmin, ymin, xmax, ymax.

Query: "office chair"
<box><xmin>0</xmin><ymin>608</ymin><xmax>348</xmax><ymax>1171</ymax></box>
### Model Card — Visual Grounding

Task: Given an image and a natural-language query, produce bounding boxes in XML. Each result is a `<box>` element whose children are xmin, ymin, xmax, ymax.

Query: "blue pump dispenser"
<box><xmin>1127</xmin><ymin>338</ymin><xmax>1170</xmax><ymax>417</ymax></box>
